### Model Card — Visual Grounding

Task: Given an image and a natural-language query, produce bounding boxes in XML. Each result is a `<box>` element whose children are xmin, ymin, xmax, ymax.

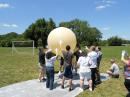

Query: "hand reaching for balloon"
<box><xmin>59</xmin><ymin>40</ymin><xmax>63</xmax><ymax>47</ymax></box>
<box><xmin>85</xmin><ymin>46</ymin><xmax>89</xmax><ymax>51</ymax></box>
<box><xmin>55</xmin><ymin>48</ymin><xmax>58</xmax><ymax>56</ymax></box>
<box><xmin>121</xmin><ymin>50</ymin><xmax>126</xmax><ymax>58</ymax></box>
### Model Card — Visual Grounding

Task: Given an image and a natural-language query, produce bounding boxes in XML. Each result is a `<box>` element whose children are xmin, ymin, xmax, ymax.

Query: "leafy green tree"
<box><xmin>107</xmin><ymin>36</ymin><xmax>123</xmax><ymax>46</ymax></box>
<box><xmin>0</xmin><ymin>32</ymin><xmax>25</xmax><ymax>47</ymax></box>
<box><xmin>99</xmin><ymin>40</ymin><xmax>108</xmax><ymax>46</ymax></box>
<box><xmin>24</xmin><ymin>23</ymin><xmax>40</xmax><ymax>48</ymax></box>
<box><xmin>88</xmin><ymin>27</ymin><xmax>102</xmax><ymax>45</ymax></box>
<box><xmin>5</xmin><ymin>32</ymin><xmax>18</xmax><ymax>38</ymax></box>
<box><xmin>35</xmin><ymin>18</ymin><xmax>47</xmax><ymax>48</ymax></box>
<box><xmin>41</xmin><ymin>18</ymin><xmax>56</xmax><ymax>48</ymax></box>
<box><xmin>24</xmin><ymin>18</ymin><xmax>56</xmax><ymax>48</ymax></box>
<box><xmin>122</xmin><ymin>39</ymin><xmax>130</xmax><ymax>44</ymax></box>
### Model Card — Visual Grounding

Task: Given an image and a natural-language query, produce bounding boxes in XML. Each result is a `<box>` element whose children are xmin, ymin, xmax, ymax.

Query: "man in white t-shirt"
<box><xmin>107</xmin><ymin>59</ymin><xmax>119</xmax><ymax>78</ymax></box>
<box><xmin>77</xmin><ymin>51</ymin><xmax>92</xmax><ymax>92</ymax></box>
<box><xmin>87</xmin><ymin>46</ymin><xmax>98</xmax><ymax>90</ymax></box>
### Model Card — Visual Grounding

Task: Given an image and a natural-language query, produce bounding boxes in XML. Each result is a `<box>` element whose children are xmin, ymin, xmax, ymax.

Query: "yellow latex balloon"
<box><xmin>47</xmin><ymin>27</ymin><xmax>77</xmax><ymax>55</ymax></box>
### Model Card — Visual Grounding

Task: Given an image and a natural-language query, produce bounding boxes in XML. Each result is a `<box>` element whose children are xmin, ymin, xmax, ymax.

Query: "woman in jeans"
<box><xmin>45</xmin><ymin>49</ymin><xmax>58</xmax><ymax>90</ymax></box>
<box><xmin>121</xmin><ymin>51</ymin><xmax>130</xmax><ymax>97</ymax></box>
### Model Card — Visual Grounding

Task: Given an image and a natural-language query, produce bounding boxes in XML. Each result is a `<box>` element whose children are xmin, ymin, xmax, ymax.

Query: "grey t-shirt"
<box><xmin>110</xmin><ymin>63</ymin><xmax>119</xmax><ymax>74</ymax></box>
<box><xmin>62</xmin><ymin>50</ymin><xmax>73</xmax><ymax>65</ymax></box>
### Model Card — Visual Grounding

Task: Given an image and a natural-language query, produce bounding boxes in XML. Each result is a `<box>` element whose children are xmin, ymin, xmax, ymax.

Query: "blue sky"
<box><xmin>0</xmin><ymin>0</ymin><xmax>129</xmax><ymax>40</ymax></box>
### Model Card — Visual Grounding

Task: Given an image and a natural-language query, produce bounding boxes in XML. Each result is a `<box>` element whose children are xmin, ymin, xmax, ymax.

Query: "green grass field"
<box><xmin>0</xmin><ymin>46</ymin><xmax>130</xmax><ymax>97</ymax></box>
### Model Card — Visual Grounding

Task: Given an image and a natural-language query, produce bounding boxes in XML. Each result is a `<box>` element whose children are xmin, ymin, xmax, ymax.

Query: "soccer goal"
<box><xmin>12</xmin><ymin>40</ymin><xmax>34</xmax><ymax>56</ymax></box>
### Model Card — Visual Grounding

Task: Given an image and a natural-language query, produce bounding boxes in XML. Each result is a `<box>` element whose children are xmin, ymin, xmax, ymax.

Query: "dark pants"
<box><xmin>46</xmin><ymin>67</ymin><xmax>54</xmax><ymax>90</ymax></box>
<box><xmin>124</xmin><ymin>79</ymin><xmax>130</xmax><ymax>92</ymax></box>
<box><xmin>91</xmin><ymin>68</ymin><xmax>97</xmax><ymax>90</ymax></box>
<box><xmin>124</xmin><ymin>79</ymin><xmax>130</xmax><ymax>97</ymax></box>
<box><xmin>126</xmin><ymin>93</ymin><xmax>130</xmax><ymax>97</ymax></box>
<box><xmin>96</xmin><ymin>67</ymin><xmax>101</xmax><ymax>81</ymax></box>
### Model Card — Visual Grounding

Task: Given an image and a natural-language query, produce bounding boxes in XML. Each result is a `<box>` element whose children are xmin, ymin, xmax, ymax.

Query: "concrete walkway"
<box><xmin>0</xmin><ymin>73</ymin><xmax>109</xmax><ymax>97</ymax></box>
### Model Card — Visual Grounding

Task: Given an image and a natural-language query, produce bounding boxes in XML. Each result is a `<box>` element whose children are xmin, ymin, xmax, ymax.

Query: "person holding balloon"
<box><xmin>45</xmin><ymin>49</ymin><xmax>58</xmax><ymax>90</ymax></box>
<box><xmin>73</xmin><ymin>46</ymin><xmax>82</xmax><ymax>75</ymax></box>
<box><xmin>47</xmin><ymin>27</ymin><xmax>77</xmax><ymax>91</ymax></box>
<box><xmin>61</xmin><ymin>45</ymin><xmax>74</xmax><ymax>91</ymax></box>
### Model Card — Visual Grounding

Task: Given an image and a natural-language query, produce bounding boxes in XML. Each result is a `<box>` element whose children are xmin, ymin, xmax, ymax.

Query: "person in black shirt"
<box><xmin>59</xmin><ymin>56</ymin><xmax>64</xmax><ymax>72</ymax></box>
<box><xmin>73</xmin><ymin>47</ymin><xmax>82</xmax><ymax>74</ymax></box>
<box><xmin>38</xmin><ymin>48</ymin><xmax>46</xmax><ymax>82</ymax></box>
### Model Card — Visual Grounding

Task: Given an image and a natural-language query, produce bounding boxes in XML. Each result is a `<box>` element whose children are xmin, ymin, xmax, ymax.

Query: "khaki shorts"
<box><xmin>79</xmin><ymin>71</ymin><xmax>91</xmax><ymax>80</ymax></box>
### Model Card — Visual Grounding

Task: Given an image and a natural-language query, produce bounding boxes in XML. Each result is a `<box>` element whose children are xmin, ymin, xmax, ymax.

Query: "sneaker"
<box><xmin>95</xmin><ymin>80</ymin><xmax>102</xmax><ymax>85</ymax></box>
<box><xmin>39</xmin><ymin>80</ymin><xmax>42</xmax><ymax>82</ymax></box>
<box><xmin>42</xmin><ymin>78</ymin><xmax>46</xmax><ymax>81</ymax></box>
<box><xmin>79</xmin><ymin>88</ymin><xmax>84</xmax><ymax>92</ymax></box>
<box><xmin>69</xmin><ymin>88</ymin><xmax>73</xmax><ymax>92</ymax></box>
<box><xmin>61</xmin><ymin>85</ymin><xmax>64</xmax><ymax>89</ymax></box>
<box><xmin>89</xmin><ymin>88</ymin><xmax>92</xmax><ymax>91</ymax></box>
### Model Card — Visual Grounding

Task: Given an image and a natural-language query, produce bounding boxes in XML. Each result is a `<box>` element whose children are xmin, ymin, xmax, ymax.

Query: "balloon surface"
<box><xmin>47</xmin><ymin>27</ymin><xmax>77</xmax><ymax>55</ymax></box>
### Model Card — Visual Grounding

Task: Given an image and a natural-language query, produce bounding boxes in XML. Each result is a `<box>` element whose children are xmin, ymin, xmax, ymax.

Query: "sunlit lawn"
<box><xmin>0</xmin><ymin>46</ymin><xmax>130</xmax><ymax>97</ymax></box>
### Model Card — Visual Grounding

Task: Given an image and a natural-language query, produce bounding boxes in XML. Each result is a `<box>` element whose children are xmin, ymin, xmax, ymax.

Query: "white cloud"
<box><xmin>95</xmin><ymin>0</ymin><xmax>116</xmax><ymax>11</ymax></box>
<box><xmin>106</xmin><ymin>0</ymin><xmax>115</xmax><ymax>4</ymax></box>
<box><xmin>0</xmin><ymin>3</ymin><xmax>10</xmax><ymax>8</ymax></box>
<box><xmin>96</xmin><ymin>5</ymin><xmax>106</xmax><ymax>10</ymax></box>
<box><xmin>102</xmin><ymin>27</ymin><xmax>110</xmax><ymax>31</ymax></box>
<box><xmin>1</xmin><ymin>24</ymin><xmax>18</xmax><ymax>28</ymax></box>
<box><xmin>11</xmin><ymin>24</ymin><xmax>18</xmax><ymax>28</ymax></box>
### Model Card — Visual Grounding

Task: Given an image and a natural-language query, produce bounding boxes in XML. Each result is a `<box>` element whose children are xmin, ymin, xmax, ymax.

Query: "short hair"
<box><xmin>66</xmin><ymin>45</ymin><xmax>71</xmax><ymax>51</ymax></box>
<box><xmin>90</xmin><ymin>46</ymin><xmax>96</xmax><ymax>51</ymax></box>
<box><xmin>46</xmin><ymin>51</ymin><xmax>53</xmax><ymax>59</ymax></box>
<box><xmin>39</xmin><ymin>48</ymin><xmax>42</xmax><ymax>51</ymax></box>
<box><xmin>98</xmin><ymin>47</ymin><xmax>101</xmax><ymax>51</ymax></box>
<box><xmin>80</xmin><ymin>51</ymin><xmax>87</xmax><ymax>57</ymax></box>
<box><xmin>110</xmin><ymin>59</ymin><xmax>115</xmax><ymax>63</ymax></box>
<box><xmin>39</xmin><ymin>48</ymin><xmax>44</xmax><ymax>54</ymax></box>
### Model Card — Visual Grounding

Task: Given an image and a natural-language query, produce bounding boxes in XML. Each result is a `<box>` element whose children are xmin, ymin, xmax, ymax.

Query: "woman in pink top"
<box><xmin>121</xmin><ymin>51</ymin><xmax>130</xmax><ymax>97</ymax></box>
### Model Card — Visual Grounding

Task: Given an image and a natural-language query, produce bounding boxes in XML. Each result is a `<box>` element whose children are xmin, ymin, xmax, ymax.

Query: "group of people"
<box><xmin>38</xmin><ymin>45</ymin><xmax>103</xmax><ymax>91</ymax></box>
<box><xmin>37</xmin><ymin>44</ymin><xmax>130</xmax><ymax>97</ymax></box>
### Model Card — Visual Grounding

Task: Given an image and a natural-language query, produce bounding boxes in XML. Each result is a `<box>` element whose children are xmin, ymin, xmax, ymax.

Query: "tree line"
<box><xmin>0</xmin><ymin>18</ymin><xmax>130</xmax><ymax>47</ymax></box>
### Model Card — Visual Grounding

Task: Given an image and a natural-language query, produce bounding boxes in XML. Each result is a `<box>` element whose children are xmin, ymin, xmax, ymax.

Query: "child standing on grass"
<box><xmin>45</xmin><ymin>49</ymin><xmax>58</xmax><ymax>90</ymax></box>
<box><xmin>38</xmin><ymin>48</ymin><xmax>46</xmax><ymax>82</ymax></box>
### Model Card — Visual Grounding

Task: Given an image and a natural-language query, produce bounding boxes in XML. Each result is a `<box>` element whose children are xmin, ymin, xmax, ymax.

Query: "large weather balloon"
<box><xmin>47</xmin><ymin>27</ymin><xmax>77</xmax><ymax>55</ymax></box>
